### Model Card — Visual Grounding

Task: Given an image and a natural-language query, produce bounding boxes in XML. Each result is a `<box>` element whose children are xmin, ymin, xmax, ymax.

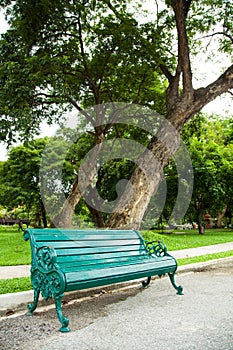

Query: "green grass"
<box><xmin>0</xmin><ymin>277</ymin><xmax>32</xmax><ymax>294</ymax></box>
<box><xmin>177</xmin><ymin>250</ymin><xmax>233</xmax><ymax>265</ymax></box>
<box><xmin>142</xmin><ymin>228</ymin><xmax>233</xmax><ymax>251</ymax></box>
<box><xmin>0</xmin><ymin>226</ymin><xmax>31</xmax><ymax>266</ymax></box>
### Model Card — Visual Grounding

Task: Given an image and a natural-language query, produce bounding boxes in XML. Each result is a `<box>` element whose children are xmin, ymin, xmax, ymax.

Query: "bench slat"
<box><xmin>65</xmin><ymin>258</ymin><xmax>175</xmax><ymax>283</ymax></box>
<box><xmin>34</xmin><ymin>239</ymin><xmax>142</xmax><ymax>249</ymax></box>
<box><xmin>32</xmin><ymin>229</ymin><xmax>141</xmax><ymax>240</ymax></box>
<box><xmin>59</xmin><ymin>254</ymin><xmax>151</xmax><ymax>270</ymax></box>
<box><xmin>60</xmin><ymin>255</ymin><xmax>173</xmax><ymax>273</ymax></box>
<box><xmin>56</xmin><ymin>250</ymin><xmax>146</xmax><ymax>264</ymax></box>
<box><xmin>33</xmin><ymin>233</ymin><xmax>141</xmax><ymax>242</ymax></box>
<box><xmin>54</xmin><ymin>245</ymin><xmax>144</xmax><ymax>256</ymax></box>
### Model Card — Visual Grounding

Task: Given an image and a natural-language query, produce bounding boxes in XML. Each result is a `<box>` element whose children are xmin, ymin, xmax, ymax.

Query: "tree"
<box><xmin>106</xmin><ymin>0</ymin><xmax>233</xmax><ymax>229</ymax></box>
<box><xmin>0</xmin><ymin>139</ymin><xmax>48</xmax><ymax>226</ymax></box>
<box><xmin>183</xmin><ymin>117</ymin><xmax>233</xmax><ymax>233</ymax></box>
<box><xmin>0</xmin><ymin>0</ymin><xmax>233</xmax><ymax>228</ymax></box>
<box><xmin>0</xmin><ymin>0</ymin><xmax>167</xmax><ymax>227</ymax></box>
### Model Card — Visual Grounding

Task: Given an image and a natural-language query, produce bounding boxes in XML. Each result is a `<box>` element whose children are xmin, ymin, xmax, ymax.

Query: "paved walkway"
<box><xmin>0</xmin><ymin>242</ymin><xmax>233</xmax><ymax>280</ymax></box>
<box><xmin>40</xmin><ymin>260</ymin><xmax>233</xmax><ymax>350</ymax></box>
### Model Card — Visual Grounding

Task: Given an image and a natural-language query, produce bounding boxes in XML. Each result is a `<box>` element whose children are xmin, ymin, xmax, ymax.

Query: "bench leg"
<box><xmin>168</xmin><ymin>272</ymin><xmax>183</xmax><ymax>295</ymax></box>
<box><xmin>54</xmin><ymin>294</ymin><xmax>70</xmax><ymax>333</ymax></box>
<box><xmin>142</xmin><ymin>276</ymin><xmax>151</xmax><ymax>288</ymax></box>
<box><xmin>26</xmin><ymin>288</ymin><xmax>40</xmax><ymax>316</ymax></box>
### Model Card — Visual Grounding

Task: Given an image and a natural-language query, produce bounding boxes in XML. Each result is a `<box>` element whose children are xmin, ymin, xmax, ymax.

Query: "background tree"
<box><xmin>0</xmin><ymin>0</ymin><xmax>167</xmax><ymax>226</ymax></box>
<box><xmin>0</xmin><ymin>0</ymin><xmax>232</xmax><ymax>228</ymax></box>
<box><xmin>183</xmin><ymin>117</ymin><xmax>233</xmax><ymax>233</ymax></box>
<box><xmin>0</xmin><ymin>139</ymin><xmax>48</xmax><ymax>226</ymax></box>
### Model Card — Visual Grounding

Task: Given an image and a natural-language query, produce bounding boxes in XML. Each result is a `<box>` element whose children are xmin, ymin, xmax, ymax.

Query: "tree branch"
<box><xmin>77</xmin><ymin>14</ymin><xmax>100</xmax><ymax>104</ymax></box>
<box><xmin>133</xmin><ymin>72</ymin><xmax>147</xmax><ymax>104</ymax></box>
<box><xmin>171</xmin><ymin>0</ymin><xmax>193</xmax><ymax>95</ymax></box>
<box><xmin>67</xmin><ymin>97</ymin><xmax>95</xmax><ymax>125</ymax></box>
<box><xmin>191</xmin><ymin>64</ymin><xmax>233</xmax><ymax>118</ymax></box>
<box><xmin>159</xmin><ymin>64</ymin><xmax>173</xmax><ymax>83</ymax></box>
<box><xmin>196</xmin><ymin>31</ymin><xmax>233</xmax><ymax>45</ymax></box>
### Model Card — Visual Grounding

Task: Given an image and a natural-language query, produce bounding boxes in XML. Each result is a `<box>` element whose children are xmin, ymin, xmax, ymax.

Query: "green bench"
<box><xmin>24</xmin><ymin>228</ymin><xmax>183</xmax><ymax>332</ymax></box>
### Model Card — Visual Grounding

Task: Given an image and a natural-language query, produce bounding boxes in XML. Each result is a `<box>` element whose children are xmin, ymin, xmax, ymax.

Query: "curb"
<box><xmin>1</xmin><ymin>256</ymin><xmax>233</xmax><ymax>314</ymax></box>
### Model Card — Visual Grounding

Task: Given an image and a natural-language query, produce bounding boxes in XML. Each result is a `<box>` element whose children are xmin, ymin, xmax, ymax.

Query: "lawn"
<box><xmin>142</xmin><ymin>228</ymin><xmax>233</xmax><ymax>251</ymax></box>
<box><xmin>0</xmin><ymin>226</ymin><xmax>232</xmax><ymax>266</ymax></box>
<box><xmin>0</xmin><ymin>226</ymin><xmax>31</xmax><ymax>266</ymax></box>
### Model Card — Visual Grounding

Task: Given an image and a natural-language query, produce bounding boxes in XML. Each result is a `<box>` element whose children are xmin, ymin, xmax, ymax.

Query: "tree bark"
<box><xmin>53</xmin><ymin>133</ymin><xmax>104</xmax><ymax>228</ymax></box>
<box><xmin>86</xmin><ymin>204</ymin><xmax>105</xmax><ymax>228</ymax></box>
<box><xmin>217</xmin><ymin>206</ymin><xmax>227</xmax><ymax>228</ymax></box>
<box><xmin>52</xmin><ymin>177</ymin><xmax>82</xmax><ymax>228</ymax></box>
<box><xmin>41</xmin><ymin>199</ymin><xmax>48</xmax><ymax>228</ymax></box>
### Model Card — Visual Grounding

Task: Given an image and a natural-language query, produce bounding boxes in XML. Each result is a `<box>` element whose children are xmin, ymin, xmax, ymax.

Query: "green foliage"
<box><xmin>0</xmin><ymin>0</ymin><xmax>167</xmax><ymax>144</ymax></box>
<box><xmin>97</xmin><ymin>159</ymin><xmax>135</xmax><ymax>203</ymax></box>
<box><xmin>0</xmin><ymin>138</ymin><xmax>48</xmax><ymax>225</ymax></box>
<box><xmin>186</xmin><ymin>118</ymin><xmax>233</xmax><ymax>222</ymax></box>
<box><xmin>1</xmin><ymin>0</ymin><xmax>231</xmax><ymax>144</ymax></box>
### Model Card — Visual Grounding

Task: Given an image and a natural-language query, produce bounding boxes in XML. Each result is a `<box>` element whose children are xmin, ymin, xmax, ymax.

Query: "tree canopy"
<box><xmin>0</xmin><ymin>0</ymin><xmax>232</xmax><ymax>228</ymax></box>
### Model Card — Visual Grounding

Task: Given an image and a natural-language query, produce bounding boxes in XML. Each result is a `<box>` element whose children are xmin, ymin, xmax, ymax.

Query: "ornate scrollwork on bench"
<box><xmin>30</xmin><ymin>246</ymin><xmax>66</xmax><ymax>297</ymax></box>
<box><xmin>36</xmin><ymin>246</ymin><xmax>57</xmax><ymax>272</ymax></box>
<box><xmin>31</xmin><ymin>269</ymin><xmax>65</xmax><ymax>300</ymax></box>
<box><xmin>27</xmin><ymin>245</ymin><xmax>68</xmax><ymax>332</ymax></box>
<box><xmin>144</xmin><ymin>240</ymin><xmax>167</xmax><ymax>257</ymax></box>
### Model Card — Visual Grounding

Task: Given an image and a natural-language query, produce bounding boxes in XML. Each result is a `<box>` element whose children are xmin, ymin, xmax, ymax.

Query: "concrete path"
<box><xmin>0</xmin><ymin>241</ymin><xmax>233</xmax><ymax>280</ymax></box>
<box><xmin>41</xmin><ymin>259</ymin><xmax>233</xmax><ymax>350</ymax></box>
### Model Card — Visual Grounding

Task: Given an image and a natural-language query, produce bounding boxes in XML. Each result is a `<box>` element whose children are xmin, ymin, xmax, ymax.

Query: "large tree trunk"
<box><xmin>86</xmin><ymin>204</ymin><xmax>105</xmax><ymax>228</ymax></box>
<box><xmin>52</xmin><ymin>132</ymin><xmax>104</xmax><ymax>228</ymax></box>
<box><xmin>52</xmin><ymin>177</ymin><xmax>82</xmax><ymax>228</ymax></box>
<box><xmin>107</xmin><ymin>119</ymin><xmax>182</xmax><ymax>229</ymax></box>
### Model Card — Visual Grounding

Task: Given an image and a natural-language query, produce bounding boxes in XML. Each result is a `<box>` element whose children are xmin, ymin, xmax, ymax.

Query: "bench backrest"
<box><xmin>24</xmin><ymin>229</ymin><xmax>147</xmax><ymax>268</ymax></box>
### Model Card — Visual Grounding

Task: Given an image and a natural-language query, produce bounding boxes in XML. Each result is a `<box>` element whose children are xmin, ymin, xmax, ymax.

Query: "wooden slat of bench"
<box><xmin>54</xmin><ymin>245</ymin><xmax>144</xmax><ymax>257</ymax></box>
<box><xmin>33</xmin><ymin>233</ymin><xmax>140</xmax><ymax>242</ymax></box>
<box><xmin>65</xmin><ymin>257</ymin><xmax>176</xmax><ymax>283</ymax></box>
<box><xmin>32</xmin><ymin>229</ymin><xmax>141</xmax><ymax>240</ymax></box>
<box><xmin>34</xmin><ymin>239</ymin><xmax>141</xmax><ymax>249</ymax></box>
<box><xmin>56</xmin><ymin>250</ymin><xmax>147</xmax><ymax>265</ymax></box>
<box><xmin>59</xmin><ymin>254</ymin><xmax>153</xmax><ymax>272</ymax></box>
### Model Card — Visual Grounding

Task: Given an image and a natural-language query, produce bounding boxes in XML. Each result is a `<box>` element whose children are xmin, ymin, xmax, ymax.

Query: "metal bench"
<box><xmin>24</xmin><ymin>228</ymin><xmax>183</xmax><ymax>332</ymax></box>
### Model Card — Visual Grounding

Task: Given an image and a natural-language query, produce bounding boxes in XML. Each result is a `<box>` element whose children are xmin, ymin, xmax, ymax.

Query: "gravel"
<box><xmin>0</xmin><ymin>283</ymin><xmax>143</xmax><ymax>350</ymax></box>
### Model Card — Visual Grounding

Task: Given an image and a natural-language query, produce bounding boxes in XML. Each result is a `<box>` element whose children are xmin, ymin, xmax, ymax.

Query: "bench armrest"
<box><xmin>144</xmin><ymin>240</ymin><xmax>167</xmax><ymax>256</ymax></box>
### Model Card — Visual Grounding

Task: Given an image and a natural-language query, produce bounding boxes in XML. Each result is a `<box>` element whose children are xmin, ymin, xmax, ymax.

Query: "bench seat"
<box><xmin>24</xmin><ymin>228</ymin><xmax>183</xmax><ymax>332</ymax></box>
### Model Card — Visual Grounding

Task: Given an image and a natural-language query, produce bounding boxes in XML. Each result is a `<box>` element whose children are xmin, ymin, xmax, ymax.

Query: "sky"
<box><xmin>0</xmin><ymin>5</ymin><xmax>232</xmax><ymax>161</ymax></box>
